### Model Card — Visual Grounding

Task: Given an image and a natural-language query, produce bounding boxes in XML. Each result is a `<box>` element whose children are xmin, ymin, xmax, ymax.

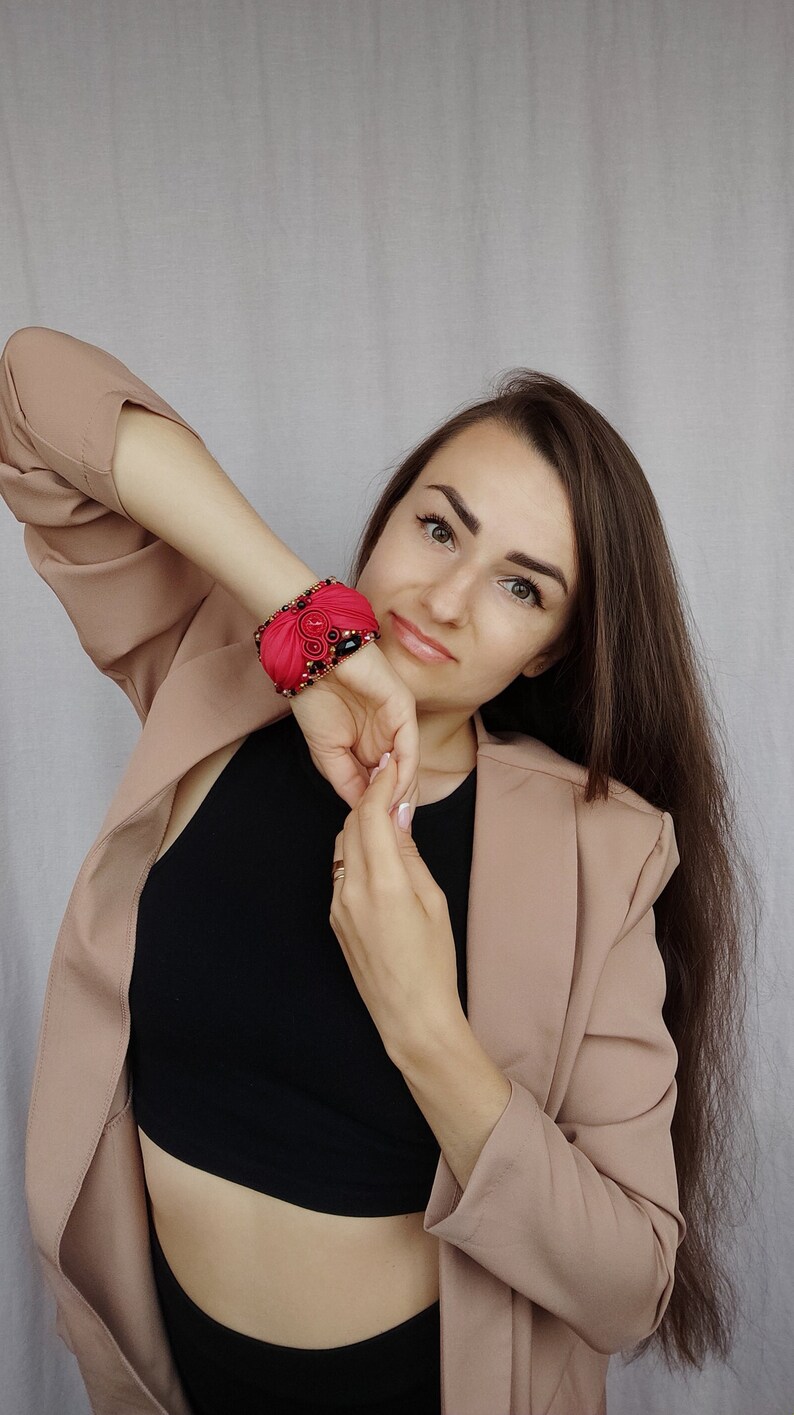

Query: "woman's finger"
<box><xmin>338</xmin><ymin>803</ymin><xmax>364</xmax><ymax>884</ymax></box>
<box><xmin>357</xmin><ymin>756</ymin><xmax>407</xmax><ymax>878</ymax></box>
<box><xmin>387</xmin><ymin>714</ymin><xmax>420</xmax><ymax>819</ymax></box>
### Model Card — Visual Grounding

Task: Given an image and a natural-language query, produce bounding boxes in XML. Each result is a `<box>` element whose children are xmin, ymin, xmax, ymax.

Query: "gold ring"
<box><xmin>332</xmin><ymin>859</ymin><xmax>345</xmax><ymax>883</ymax></box>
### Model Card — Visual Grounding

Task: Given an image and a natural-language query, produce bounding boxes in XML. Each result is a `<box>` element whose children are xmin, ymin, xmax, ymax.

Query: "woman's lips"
<box><xmin>389</xmin><ymin>613</ymin><xmax>454</xmax><ymax>662</ymax></box>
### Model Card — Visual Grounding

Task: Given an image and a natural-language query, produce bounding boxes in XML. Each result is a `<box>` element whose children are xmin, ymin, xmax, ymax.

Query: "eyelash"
<box><xmin>415</xmin><ymin>514</ymin><xmax>544</xmax><ymax>609</ymax></box>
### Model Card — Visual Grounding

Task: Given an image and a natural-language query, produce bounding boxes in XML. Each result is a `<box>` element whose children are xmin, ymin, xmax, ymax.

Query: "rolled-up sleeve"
<box><xmin>0</xmin><ymin>326</ymin><xmax>214</xmax><ymax>722</ymax></box>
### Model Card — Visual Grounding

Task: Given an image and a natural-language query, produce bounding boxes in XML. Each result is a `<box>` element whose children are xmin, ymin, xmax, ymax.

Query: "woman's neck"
<box><xmin>415</xmin><ymin>713</ymin><xmax>477</xmax><ymax>776</ymax></box>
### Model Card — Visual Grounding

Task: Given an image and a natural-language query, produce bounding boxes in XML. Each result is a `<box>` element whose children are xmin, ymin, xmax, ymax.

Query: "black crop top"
<box><xmin>128</xmin><ymin>710</ymin><xmax>476</xmax><ymax>1216</ymax></box>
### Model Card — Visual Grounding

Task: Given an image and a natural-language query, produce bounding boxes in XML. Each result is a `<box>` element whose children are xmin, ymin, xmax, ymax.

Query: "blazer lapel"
<box><xmin>465</xmin><ymin>716</ymin><xmax>579</xmax><ymax>1107</ymax></box>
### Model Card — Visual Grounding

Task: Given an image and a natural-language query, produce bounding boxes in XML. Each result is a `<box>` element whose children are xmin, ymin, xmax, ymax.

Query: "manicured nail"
<box><xmin>370</xmin><ymin>752</ymin><xmax>390</xmax><ymax>784</ymax></box>
<box><xmin>397</xmin><ymin>802</ymin><xmax>411</xmax><ymax>831</ymax></box>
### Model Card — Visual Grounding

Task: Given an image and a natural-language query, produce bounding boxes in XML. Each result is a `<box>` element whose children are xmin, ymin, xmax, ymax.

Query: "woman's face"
<box><xmin>354</xmin><ymin>419</ymin><xmax>579</xmax><ymax>723</ymax></box>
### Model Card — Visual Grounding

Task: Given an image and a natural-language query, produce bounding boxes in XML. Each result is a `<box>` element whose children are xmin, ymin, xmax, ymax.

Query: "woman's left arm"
<box><xmin>415</xmin><ymin>812</ymin><xmax>685</xmax><ymax>1358</ymax></box>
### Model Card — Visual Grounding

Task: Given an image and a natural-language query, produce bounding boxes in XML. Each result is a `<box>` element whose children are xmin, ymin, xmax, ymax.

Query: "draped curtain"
<box><xmin>0</xmin><ymin>2</ymin><xmax>789</xmax><ymax>1411</ymax></box>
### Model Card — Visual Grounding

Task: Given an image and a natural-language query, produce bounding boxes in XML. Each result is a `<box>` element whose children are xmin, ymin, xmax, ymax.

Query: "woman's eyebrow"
<box><xmin>425</xmin><ymin>483</ymin><xmax>570</xmax><ymax>597</ymax></box>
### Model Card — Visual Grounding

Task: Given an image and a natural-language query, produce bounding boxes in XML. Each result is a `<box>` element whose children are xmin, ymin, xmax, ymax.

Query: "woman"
<box><xmin>0</xmin><ymin>327</ymin><xmax>758</xmax><ymax>1415</ymax></box>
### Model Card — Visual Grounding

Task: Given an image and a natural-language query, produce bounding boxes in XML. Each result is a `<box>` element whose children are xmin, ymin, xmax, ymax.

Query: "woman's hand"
<box><xmin>329</xmin><ymin>752</ymin><xmax>462</xmax><ymax>1062</ymax></box>
<box><xmin>288</xmin><ymin>639</ymin><xmax>420</xmax><ymax>822</ymax></box>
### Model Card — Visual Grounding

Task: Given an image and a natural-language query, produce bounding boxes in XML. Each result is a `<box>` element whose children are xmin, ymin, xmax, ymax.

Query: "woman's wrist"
<box><xmin>255</xmin><ymin>578</ymin><xmax>380</xmax><ymax>697</ymax></box>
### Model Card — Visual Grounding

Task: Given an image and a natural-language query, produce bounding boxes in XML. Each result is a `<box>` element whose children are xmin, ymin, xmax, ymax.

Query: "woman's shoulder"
<box><xmin>482</xmin><ymin>729</ymin><xmax>679</xmax><ymax>912</ymax></box>
<box><xmin>485</xmin><ymin>728</ymin><xmax>667</xmax><ymax>825</ymax></box>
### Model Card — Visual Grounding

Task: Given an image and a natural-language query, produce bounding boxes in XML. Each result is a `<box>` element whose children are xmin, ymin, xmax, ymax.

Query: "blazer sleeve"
<box><xmin>424</xmin><ymin>809</ymin><xmax>686</xmax><ymax>1356</ymax></box>
<box><xmin>0</xmin><ymin>326</ymin><xmax>215</xmax><ymax>724</ymax></box>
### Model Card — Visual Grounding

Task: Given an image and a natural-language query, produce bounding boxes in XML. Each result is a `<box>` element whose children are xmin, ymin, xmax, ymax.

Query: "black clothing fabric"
<box><xmin>146</xmin><ymin>1196</ymin><xmax>442</xmax><ymax>1414</ymax></box>
<box><xmin>129</xmin><ymin>709</ymin><xmax>476</xmax><ymax>1216</ymax></box>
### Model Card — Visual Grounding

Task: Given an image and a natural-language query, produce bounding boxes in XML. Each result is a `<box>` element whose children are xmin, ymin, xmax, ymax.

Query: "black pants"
<box><xmin>146</xmin><ymin>1202</ymin><xmax>442</xmax><ymax>1414</ymax></box>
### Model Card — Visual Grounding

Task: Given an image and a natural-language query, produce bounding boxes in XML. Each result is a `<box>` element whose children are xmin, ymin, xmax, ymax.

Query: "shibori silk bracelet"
<box><xmin>254</xmin><ymin>576</ymin><xmax>381</xmax><ymax>698</ymax></box>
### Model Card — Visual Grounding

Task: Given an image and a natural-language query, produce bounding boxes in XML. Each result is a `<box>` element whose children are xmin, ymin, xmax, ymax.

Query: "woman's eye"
<box><xmin>415</xmin><ymin>514</ymin><xmax>543</xmax><ymax>608</ymax></box>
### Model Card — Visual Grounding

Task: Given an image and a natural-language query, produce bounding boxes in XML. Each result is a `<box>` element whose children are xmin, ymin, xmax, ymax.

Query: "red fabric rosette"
<box><xmin>258</xmin><ymin>581</ymin><xmax>380</xmax><ymax>695</ymax></box>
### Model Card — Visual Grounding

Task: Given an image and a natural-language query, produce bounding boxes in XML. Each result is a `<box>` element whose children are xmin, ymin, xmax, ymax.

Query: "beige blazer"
<box><xmin>0</xmin><ymin>327</ymin><xmax>686</xmax><ymax>1415</ymax></box>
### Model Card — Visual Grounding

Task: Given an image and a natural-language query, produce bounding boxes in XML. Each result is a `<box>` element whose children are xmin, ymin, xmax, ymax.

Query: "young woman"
<box><xmin>0</xmin><ymin>327</ymin><xmax>758</xmax><ymax>1415</ymax></box>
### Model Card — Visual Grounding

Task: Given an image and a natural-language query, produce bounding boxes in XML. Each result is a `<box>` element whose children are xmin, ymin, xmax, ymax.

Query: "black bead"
<box><xmin>336</xmin><ymin>634</ymin><xmax>361</xmax><ymax>656</ymax></box>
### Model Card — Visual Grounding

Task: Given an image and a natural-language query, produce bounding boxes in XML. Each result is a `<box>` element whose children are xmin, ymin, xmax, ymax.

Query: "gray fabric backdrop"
<box><xmin>0</xmin><ymin>2</ymin><xmax>790</xmax><ymax>1412</ymax></box>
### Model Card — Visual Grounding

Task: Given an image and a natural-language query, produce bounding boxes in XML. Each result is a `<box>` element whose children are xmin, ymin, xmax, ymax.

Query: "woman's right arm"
<box><xmin>0</xmin><ymin>325</ymin><xmax>220</xmax><ymax>722</ymax></box>
<box><xmin>111</xmin><ymin>403</ymin><xmax>319</xmax><ymax>624</ymax></box>
<box><xmin>0</xmin><ymin>327</ymin><xmax>420</xmax><ymax>813</ymax></box>
<box><xmin>113</xmin><ymin>405</ymin><xmax>423</xmax><ymax>817</ymax></box>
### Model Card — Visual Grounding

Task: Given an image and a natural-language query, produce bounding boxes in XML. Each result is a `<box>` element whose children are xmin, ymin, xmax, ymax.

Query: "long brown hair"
<box><xmin>343</xmin><ymin>371</ymin><xmax>762</xmax><ymax>1373</ymax></box>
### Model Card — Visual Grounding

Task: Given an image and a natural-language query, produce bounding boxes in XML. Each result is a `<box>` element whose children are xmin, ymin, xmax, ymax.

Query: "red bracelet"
<box><xmin>254</xmin><ymin>577</ymin><xmax>381</xmax><ymax>697</ymax></box>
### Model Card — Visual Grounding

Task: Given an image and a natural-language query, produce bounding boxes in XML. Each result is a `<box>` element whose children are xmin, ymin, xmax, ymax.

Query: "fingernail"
<box><xmin>397</xmin><ymin>802</ymin><xmax>411</xmax><ymax>831</ymax></box>
<box><xmin>370</xmin><ymin>753</ymin><xmax>390</xmax><ymax>784</ymax></box>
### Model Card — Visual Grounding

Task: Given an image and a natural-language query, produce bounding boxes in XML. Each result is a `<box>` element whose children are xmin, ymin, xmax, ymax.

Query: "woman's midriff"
<box><xmin>138</xmin><ymin>1128</ymin><xmax>440</xmax><ymax>1346</ymax></box>
<box><xmin>135</xmin><ymin>732</ymin><xmax>470</xmax><ymax>1349</ymax></box>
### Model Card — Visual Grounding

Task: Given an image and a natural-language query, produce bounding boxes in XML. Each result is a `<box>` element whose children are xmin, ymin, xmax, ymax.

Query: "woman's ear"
<box><xmin>521</xmin><ymin>619</ymin><xmax>577</xmax><ymax>678</ymax></box>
